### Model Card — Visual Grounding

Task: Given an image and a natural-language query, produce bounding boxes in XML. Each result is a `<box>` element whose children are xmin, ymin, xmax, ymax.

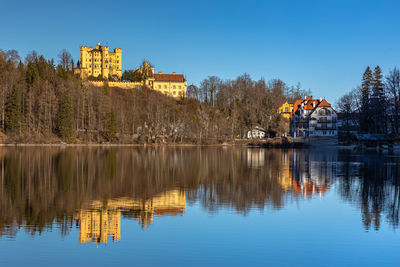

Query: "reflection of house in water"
<box><xmin>247</xmin><ymin>149</ymin><xmax>265</xmax><ymax>168</ymax></box>
<box><xmin>278</xmin><ymin>150</ymin><xmax>335</xmax><ymax>198</ymax></box>
<box><xmin>75</xmin><ymin>190</ymin><xmax>186</xmax><ymax>244</ymax></box>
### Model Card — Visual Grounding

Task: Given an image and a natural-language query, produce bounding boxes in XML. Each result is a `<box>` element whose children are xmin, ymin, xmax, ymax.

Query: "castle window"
<box><xmin>164</xmin><ymin>85</ymin><xmax>167</xmax><ymax>89</ymax></box>
<box><xmin>173</xmin><ymin>85</ymin><xmax>176</xmax><ymax>89</ymax></box>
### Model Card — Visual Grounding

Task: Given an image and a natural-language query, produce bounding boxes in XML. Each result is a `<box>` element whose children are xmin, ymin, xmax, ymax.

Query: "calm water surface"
<box><xmin>0</xmin><ymin>147</ymin><xmax>400</xmax><ymax>266</ymax></box>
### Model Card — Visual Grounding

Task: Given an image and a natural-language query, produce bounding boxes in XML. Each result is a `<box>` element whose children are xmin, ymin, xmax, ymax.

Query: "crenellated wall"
<box><xmin>88</xmin><ymin>80</ymin><xmax>142</xmax><ymax>89</ymax></box>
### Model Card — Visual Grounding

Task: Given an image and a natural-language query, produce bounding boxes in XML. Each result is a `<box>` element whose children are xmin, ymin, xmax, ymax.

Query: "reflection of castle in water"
<box><xmin>75</xmin><ymin>190</ymin><xmax>186</xmax><ymax>244</ymax></box>
<box><xmin>278</xmin><ymin>150</ymin><xmax>336</xmax><ymax>198</ymax></box>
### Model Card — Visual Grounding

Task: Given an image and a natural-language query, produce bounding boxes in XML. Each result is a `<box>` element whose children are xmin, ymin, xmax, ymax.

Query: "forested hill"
<box><xmin>0</xmin><ymin>49</ymin><xmax>307</xmax><ymax>144</ymax></box>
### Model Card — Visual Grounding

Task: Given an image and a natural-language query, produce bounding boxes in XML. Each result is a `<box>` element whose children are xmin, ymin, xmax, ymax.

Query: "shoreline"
<box><xmin>0</xmin><ymin>143</ymin><xmax>244</xmax><ymax>147</ymax></box>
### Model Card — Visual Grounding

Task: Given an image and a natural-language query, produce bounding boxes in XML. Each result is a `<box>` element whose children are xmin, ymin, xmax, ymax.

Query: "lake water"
<box><xmin>0</xmin><ymin>147</ymin><xmax>400</xmax><ymax>266</ymax></box>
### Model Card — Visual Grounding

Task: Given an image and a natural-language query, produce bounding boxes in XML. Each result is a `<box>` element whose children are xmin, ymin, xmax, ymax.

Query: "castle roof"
<box><xmin>154</xmin><ymin>73</ymin><xmax>185</xmax><ymax>82</ymax></box>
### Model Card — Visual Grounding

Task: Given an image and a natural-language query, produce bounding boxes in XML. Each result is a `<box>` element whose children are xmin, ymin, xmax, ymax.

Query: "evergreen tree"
<box><xmin>5</xmin><ymin>85</ymin><xmax>22</xmax><ymax>134</ymax></box>
<box><xmin>360</xmin><ymin>66</ymin><xmax>373</xmax><ymax>133</ymax></box>
<box><xmin>56</xmin><ymin>93</ymin><xmax>74</xmax><ymax>141</ymax></box>
<box><xmin>371</xmin><ymin>66</ymin><xmax>385</xmax><ymax>133</ymax></box>
<box><xmin>106</xmin><ymin>109</ymin><xmax>117</xmax><ymax>141</ymax></box>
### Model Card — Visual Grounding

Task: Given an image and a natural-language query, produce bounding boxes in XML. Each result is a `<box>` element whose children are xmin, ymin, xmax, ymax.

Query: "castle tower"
<box><xmin>114</xmin><ymin>48</ymin><xmax>122</xmax><ymax>78</ymax></box>
<box><xmin>102</xmin><ymin>46</ymin><xmax>110</xmax><ymax>79</ymax></box>
<box><xmin>77</xmin><ymin>44</ymin><xmax>122</xmax><ymax>79</ymax></box>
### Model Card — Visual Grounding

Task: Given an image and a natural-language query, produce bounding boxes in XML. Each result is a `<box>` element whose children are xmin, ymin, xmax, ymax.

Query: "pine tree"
<box><xmin>360</xmin><ymin>66</ymin><xmax>373</xmax><ymax>133</ymax></box>
<box><xmin>371</xmin><ymin>66</ymin><xmax>385</xmax><ymax>133</ymax></box>
<box><xmin>106</xmin><ymin>109</ymin><xmax>117</xmax><ymax>141</ymax></box>
<box><xmin>56</xmin><ymin>93</ymin><xmax>74</xmax><ymax>141</ymax></box>
<box><xmin>5</xmin><ymin>85</ymin><xmax>23</xmax><ymax>134</ymax></box>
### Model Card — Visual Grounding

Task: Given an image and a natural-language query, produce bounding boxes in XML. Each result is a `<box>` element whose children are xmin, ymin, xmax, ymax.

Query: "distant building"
<box><xmin>290</xmin><ymin>96</ymin><xmax>337</xmax><ymax>137</ymax></box>
<box><xmin>247</xmin><ymin>126</ymin><xmax>267</xmax><ymax>139</ymax></box>
<box><xmin>278</xmin><ymin>101</ymin><xmax>294</xmax><ymax>119</ymax></box>
<box><xmin>142</xmin><ymin>62</ymin><xmax>187</xmax><ymax>98</ymax></box>
<box><xmin>75</xmin><ymin>43</ymin><xmax>122</xmax><ymax>79</ymax></box>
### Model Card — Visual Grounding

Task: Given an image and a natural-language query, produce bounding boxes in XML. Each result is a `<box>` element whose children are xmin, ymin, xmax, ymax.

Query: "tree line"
<box><xmin>337</xmin><ymin>66</ymin><xmax>400</xmax><ymax>136</ymax></box>
<box><xmin>0</xmin><ymin>48</ymin><xmax>308</xmax><ymax>144</ymax></box>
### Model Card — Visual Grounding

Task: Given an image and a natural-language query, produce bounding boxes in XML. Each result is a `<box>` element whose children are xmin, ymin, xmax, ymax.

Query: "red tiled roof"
<box><xmin>154</xmin><ymin>74</ymin><xmax>185</xmax><ymax>82</ymax></box>
<box><xmin>317</xmin><ymin>99</ymin><xmax>331</xmax><ymax>107</ymax></box>
<box><xmin>291</xmin><ymin>99</ymin><xmax>303</xmax><ymax>117</ymax></box>
<box><xmin>304</xmin><ymin>100</ymin><xmax>319</xmax><ymax>110</ymax></box>
<box><xmin>289</xmin><ymin>97</ymin><xmax>332</xmax><ymax>118</ymax></box>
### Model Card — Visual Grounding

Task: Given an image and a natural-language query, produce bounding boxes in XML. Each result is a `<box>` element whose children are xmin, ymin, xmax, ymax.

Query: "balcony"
<box><xmin>314</xmin><ymin>124</ymin><xmax>336</xmax><ymax>130</ymax></box>
<box><xmin>317</xmin><ymin>119</ymin><xmax>337</xmax><ymax>123</ymax></box>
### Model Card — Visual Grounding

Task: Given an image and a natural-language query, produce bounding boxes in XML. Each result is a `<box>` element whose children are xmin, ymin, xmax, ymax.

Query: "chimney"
<box><xmin>158</xmin><ymin>72</ymin><xmax>162</xmax><ymax>74</ymax></box>
<box><xmin>172</xmin><ymin>72</ymin><xmax>176</xmax><ymax>75</ymax></box>
<box><xmin>304</xmin><ymin>95</ymin><xmax>307</xmax><ymax>100</ymax></box>
<box><xmin>312</xmin><ymin>102</ymin><xmax>316</xmax><ymax>108</ymax></box>
<box><xmin>319</xmin><ymin>97</ymin><xmax>322</xmax><ymax>102</ymax></box>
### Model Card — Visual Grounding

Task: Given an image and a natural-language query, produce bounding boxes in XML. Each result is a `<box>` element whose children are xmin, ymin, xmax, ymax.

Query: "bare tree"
<box><xmin>386</xmin><ymin>68</ymin><xmax>400</xmax><ymax>134</ymax></box>
<box><xmin>58</xmin><ymin>49</ymin><xmax>72</xmax><ymax>71</ymax></box>
<box><xmin>336</xmin><ymin>89</ymin><xmax>358</xmax><ymax>138</ymax></box>
<box><xmin>187</xmin><ymin>84</ymin><xmax>200</xmax><ymax>100</ymax></box>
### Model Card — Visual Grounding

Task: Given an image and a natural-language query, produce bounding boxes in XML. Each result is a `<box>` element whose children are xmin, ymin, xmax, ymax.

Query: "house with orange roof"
<box><xmin>290</xmin><ymin>96</ymin><xmax>337</xmax><ymax>137</ymax></box>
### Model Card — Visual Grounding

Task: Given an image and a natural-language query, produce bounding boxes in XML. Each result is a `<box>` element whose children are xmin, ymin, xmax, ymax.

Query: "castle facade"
<box><xmin>75</xmin><ymin>43</ymin><xmax>122</xmax><ymax>79</ymax></box>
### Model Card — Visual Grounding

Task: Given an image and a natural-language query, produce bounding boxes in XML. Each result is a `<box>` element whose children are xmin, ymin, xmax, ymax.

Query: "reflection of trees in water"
<box><xmin>2</xmin><ymin>147</ymin><xmax>400</xmax><ymax>238</ymax></box>
<box><xmin>336</xmin><ymin>151</ymin><xmax>400</xmax><ymax>230</ymax></box>
<box><xmin>0</xmin><ymin>147</ymin><xmax>297</xmax><ymax>237</ymax></box>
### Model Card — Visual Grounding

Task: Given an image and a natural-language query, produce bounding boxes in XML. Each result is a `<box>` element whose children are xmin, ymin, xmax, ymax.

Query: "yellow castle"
<box><xmin>75</xmin><ymin>43</ymin><xmax>187</xmax><ymax>98</ymax></box>
<box><xmin>75</xmin><ymin>43</ymin><xmax>122</xmax><ymax>79</ymax></box>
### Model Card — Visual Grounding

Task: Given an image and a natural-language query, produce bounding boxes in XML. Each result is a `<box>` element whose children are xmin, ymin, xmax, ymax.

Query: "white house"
<box><xmin>290</xmin><ymin>96</ymin><xmax>337</xmax><ymax>137</ymax></box>
<box><xmin>247</xmin><ymin>127</ymin><xmax>267</xmax><ymax>139</ymax></box>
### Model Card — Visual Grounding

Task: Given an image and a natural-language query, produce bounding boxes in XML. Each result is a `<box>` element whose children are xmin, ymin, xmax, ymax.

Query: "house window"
<box><xmin>285</xmin><ymin>107</ymin><xmax>288</xmax><ymax>112</ymax></box>
<box><xmin>173</xmin><ymin>85</ymin><xmax>176</xmax><ymax>89</ymax></box>
<box><xmin>164</xmin><ymin>85</ymin><xmax>167</xmax><ymax>89</ymax></box>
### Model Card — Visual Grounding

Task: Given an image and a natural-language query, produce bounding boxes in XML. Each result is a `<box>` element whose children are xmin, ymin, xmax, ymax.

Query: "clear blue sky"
<box><xmin>1</xmin><ymin>0</ymin><xmax>400</xmax><ymax>103</ymax></box>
